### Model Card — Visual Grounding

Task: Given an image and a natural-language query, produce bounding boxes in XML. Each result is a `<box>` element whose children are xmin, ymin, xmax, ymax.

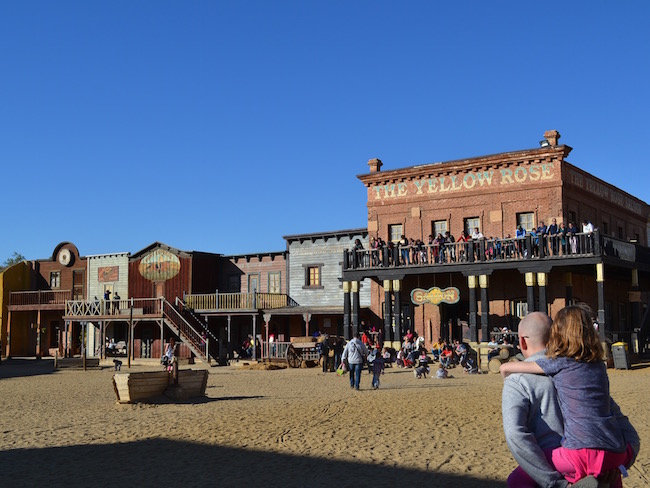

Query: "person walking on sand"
<box><xmin>342</xmin><ymin>333</ymin><xmax>368</xmax><ymax>390</ymax></box>
<box><xmin>501</xmin><ymin>308</ymin><xmax>639</xmax><ymax>487</ymax></box>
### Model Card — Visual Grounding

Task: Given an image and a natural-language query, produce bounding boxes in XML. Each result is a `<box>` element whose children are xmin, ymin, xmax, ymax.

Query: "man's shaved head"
<box><xmin>518</xmin><ymin>312</ymin><xmax>552</xmax><ymax>356</ymax></box>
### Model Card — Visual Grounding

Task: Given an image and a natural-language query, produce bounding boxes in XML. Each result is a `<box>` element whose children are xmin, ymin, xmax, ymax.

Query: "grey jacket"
<box><xmin>341</xmin><ymin>338</ymin><xmax>367</xmax><ymax>365</ymax></box>
<box><xmin>502</xmin><ymin>351</ymin><xmax>639</xmax><ymax>488</ymax></box>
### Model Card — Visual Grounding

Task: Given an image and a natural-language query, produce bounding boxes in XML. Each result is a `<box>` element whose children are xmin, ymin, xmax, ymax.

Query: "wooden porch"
<box><xmin>183</xmin><ymin>292</ymin><xmax>299</xmax><ymax>313</ymax></box>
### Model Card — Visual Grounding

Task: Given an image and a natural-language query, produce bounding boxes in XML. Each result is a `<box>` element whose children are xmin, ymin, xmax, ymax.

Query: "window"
<box><xmin>432</xmin><ymin>220</ymin><xmax>447</xmax><ymax>237</ymax></box>
<box><xmin>50</xmin><ymin>271</ymin><xmax>61</xmax><ymax>289</ymax></box>
<box><xmin>602</xmin><ymin>221</ymin><xmax>609</xmax><ymax>235</ymax></box>
<box><xmin>73</xmin><ymin>270</ymin><xmax>84</xmax><ymax>300</ymax></box>
<box><xmin>568</xmin><ymin>211</ymin><xmax>577</xmax><ymax>226</ymax></box>
<box><xmin>516</xmin><ymin>212</ymin><xmax>534</xmax><ymax>232</ymax></box>
<box><xmin>303</xmin><ymin>264</ymin><xmax>323</xmax><ymax>288</ymax></box>
<box><xmin>618</xmin><ymin>226</ymin><xmax>624</xmax><ymax>239</ymax></box>
<box><xmin>388</xmin><ymin>224</ymin><xmax>403</xmax><ymax>243</ymax></box>
<box><xmin>268</xmin><ymin>272</ymin><xmax>281</xmax><ymax>293</ymax></box>
<box><xmin>464</xmin><ymin>217</ymin><xmax>480</xmax><ymax>236</ymax></box>
<box><xmin>228</xmin><ymin>275</ymin><xmax>240</xmax><ymax>292</ymax></box>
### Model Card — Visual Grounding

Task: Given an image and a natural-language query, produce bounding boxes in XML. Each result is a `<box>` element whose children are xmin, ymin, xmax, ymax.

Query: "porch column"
<box><xmin>468</xmin><ymin>276</ymin><xmax>478</xmax><ymax>343</ymax></box>
<box><xmin>479</xmin><ymin>275</ymin><xmax>489</xmax><ymax>342</ymax></box>
<box><xmin>525</xmin><ymin>273</ymin><xmax>536</xmax><ymax>313</ymax></box>
<box><xmin>160</xmin><ymin>319</ymin><xmax>164</xmax><ymax>357</ymax></box>
<box><xmin>630</xmin><ymin>270</ymin><xmax>642</xmax><ymax>332</ymax></box>
<box><xmin>565</xmin><ymin>272</ymin><xmax>573</xmax><ymax>306</ymax></box>
<box><xmin>36</xmin><ymin>310</ymin><xmax>42</xmax><ymax>359</ymax></box>
<box><xmin>303</xmin><ymin>312</ymin><xmax>311</xmax><ymax>337</ymax></box>
<box><xmin>537</xmin><ymin>272</ymin><xmax>548</xmax><ymax>314</ymax></box>
<box><xmin>596</xmin><ymin>263</ymin><xmax>606</xmax><ymax>341</ymax></box>
<box><xmin>263</xmin><ymin>313</ymin><xmax>271</xmax><ymax>360</ymax></box>
<box><xmin>252</xmin><ymin>314</ymin><xmax>257</xmax><ymax>360</ymax></box>
<box><xmin>6</xmin><ymin>309</ymin><xmax>11</xmax><ymax>357</ymax></box>
<box><xmin>393</xmin><ymin>280</ymin><xmax>402</xmax><ymax>343</ymax></box>
<box><xmin>227</xmin><ymin>315</ymin><xmax>233</xmax><ymax>360</ymax></box>
<box><xmin>383</xmin><ymin>280</ymin><xmax>392</xmax><ymax>343</ymax></box>
<box><xmin>343</xmin><ymin>281</ymin><xmax>351</xmax><ymax>340</ymax></box>
<box><xmin>351</xmin><ymin>281</ymin><xmax>360</xmax><ymax>337</ymax></box>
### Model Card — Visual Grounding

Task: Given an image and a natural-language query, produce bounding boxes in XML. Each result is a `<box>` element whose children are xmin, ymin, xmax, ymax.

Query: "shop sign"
<box><xmin>411</xmin><ymin>286</ymin><xmax>460</xmax><ymax>305</ymax></box>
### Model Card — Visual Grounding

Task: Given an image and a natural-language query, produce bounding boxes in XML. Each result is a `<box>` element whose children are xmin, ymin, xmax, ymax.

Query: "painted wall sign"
<box><xmin>566</xmin><ymin>168</ymin><xmax>644</xmax><ymax>216</ymax></box>
<box><xmin>370</xmin><ymin>162</ymin><xmax>556</xmax><ymax>200</ymax></box>
<box><xmin>98</xmin><ymin>266</ymin><xmax>119</xmax><ymax>282</ymax></box>
<box><xmin>139</xmin><ymin>249</ymin><xmax>181</xmax><ymax>282</ymax></box>
<box><xmin>411</xmin><ymin>286</ymin><xmax>460</xmax><ymax>305</ymax></box>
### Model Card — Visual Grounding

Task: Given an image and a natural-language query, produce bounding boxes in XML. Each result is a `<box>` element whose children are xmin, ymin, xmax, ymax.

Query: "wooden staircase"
<box><xmin>161</xmin><ymin>298</ymin><xmax>215</xmax><ymax>364</ymax></box>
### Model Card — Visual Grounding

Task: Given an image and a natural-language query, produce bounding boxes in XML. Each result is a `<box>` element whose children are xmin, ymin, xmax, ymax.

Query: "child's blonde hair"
<box><xmin>547</xmin><ymin>305</ymin><xmax>603</xmax><ymax>362</ymax></box>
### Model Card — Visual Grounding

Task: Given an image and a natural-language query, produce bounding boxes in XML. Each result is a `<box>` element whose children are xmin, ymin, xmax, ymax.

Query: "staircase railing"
<box><xmin>161</xmin><ymin>298</ymin><xmax>208</xmax><ymax>362</ymax></box>
<box><xmin>174</xmin><ymin>297</ymin><xmax>219</xmax><ymax>359</ymax></box>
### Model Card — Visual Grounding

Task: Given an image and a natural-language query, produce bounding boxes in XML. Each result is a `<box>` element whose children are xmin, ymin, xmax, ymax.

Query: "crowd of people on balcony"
<box><xmin>350</xmin><ymin>219</ymin><xmax>596</xmax><ymax>269</ymax></box>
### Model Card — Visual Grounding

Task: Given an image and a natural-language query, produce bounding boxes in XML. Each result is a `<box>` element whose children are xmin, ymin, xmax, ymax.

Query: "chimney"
<box><xmin>368</xmin><ymin>158</ymin><xmax>382</xmax><ymax>173</ymax></box>
<box><xmin>543</xmin><ymin>130</ymin><xmax>561</xmax><ymax>146</ymax></box>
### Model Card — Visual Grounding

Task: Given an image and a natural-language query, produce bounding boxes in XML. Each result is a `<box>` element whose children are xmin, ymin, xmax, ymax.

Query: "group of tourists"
<box><xmin>353</xmin><ymin>219</ymin><xmax>596</xmax><ymax>268</ymax></box>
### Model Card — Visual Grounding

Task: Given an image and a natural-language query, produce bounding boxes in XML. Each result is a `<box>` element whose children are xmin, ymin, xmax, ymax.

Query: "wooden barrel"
<box><xmin>508</xmin><ymin>356</ymin><xmax>521</xmax><ymax>362</ymax></box>
<box><xmin>488</xmin><ymin>357</ymin><xmax>503</xmax><ymax>374</ymax></box>
<box><xmin>499</xmin><ymin>347</ymin><xmax>511</xmax><ymax>360</ymax></box>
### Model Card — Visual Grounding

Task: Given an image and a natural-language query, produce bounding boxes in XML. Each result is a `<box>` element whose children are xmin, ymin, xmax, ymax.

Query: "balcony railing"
<box><xmin>9</xmin><ymin>290</ymin><xmax>71</xmax><ymax>307</ymax></box>
<box><xmin>184</xmin><ymin>292</ymin><xmax>299</xmax><ymax>311</ymax></box>
<box><xmin>344</xmin><ymin>231</ymin><xmax>611</xmax><ymax>271</ymax></box>
<box><xmin>65</xmin><ymin>298</ymin><xmax>163</xmax><ymax>317</ymax></box>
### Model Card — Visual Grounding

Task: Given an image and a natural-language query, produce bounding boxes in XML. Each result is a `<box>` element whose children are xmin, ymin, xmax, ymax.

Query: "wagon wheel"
<box><xmin>286</xmin><ymin>344</ymin><xmax>302</xmax><ymax>368</ymax></box>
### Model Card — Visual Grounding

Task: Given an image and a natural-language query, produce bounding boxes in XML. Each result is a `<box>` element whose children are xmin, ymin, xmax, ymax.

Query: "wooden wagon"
<box><xmin>285</xmin><ymin>336</ymin><xmax>321</xmax><ymax>368</ymax></box>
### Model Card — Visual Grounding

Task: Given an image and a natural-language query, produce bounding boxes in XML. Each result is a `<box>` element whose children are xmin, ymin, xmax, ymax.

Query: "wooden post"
<box><xmin>468</xmin><ymin>276</ymin><xmax>477</xmax><ymax>343</ymax></box>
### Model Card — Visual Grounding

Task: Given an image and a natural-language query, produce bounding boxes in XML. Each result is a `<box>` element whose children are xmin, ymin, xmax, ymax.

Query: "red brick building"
<box><xmin>342</xmin><ymin>130</ymin><xmax>650</xmax><ymax>350</ymax></box>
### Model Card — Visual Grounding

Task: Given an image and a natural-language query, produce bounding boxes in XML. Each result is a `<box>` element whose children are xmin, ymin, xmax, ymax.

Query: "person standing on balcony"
<box><xmin>515</xmin><ymin>225</ymin><xmax>526</xmax><ymax>258</ymax></box>
<box><xmin>113</xmin><ymin>292</ymin><xmax>121</xmax><ymax>314</ymax></box>
<box><xmin>547</xmin><ymin>218</ymin><xmax>559</xmax><ymax>255</ymax></box>
<box><xmin>399</xmin><ymin>235</ymin><xmax>410</xmax><ymax>265</ymax></box>
<box><xmin>103</xmin><ymin>290</ymin><xmax>111</xmax><ymax>315</ymax></box>
<box><xmin>456</xmin><ymin>231</ymin><xmax>469</xmax><ymax>262</ymax></box>
<box><xmin>582</xmin><ymin>220</ymin><xmax>594</xmax><ymax>253</ymax></box>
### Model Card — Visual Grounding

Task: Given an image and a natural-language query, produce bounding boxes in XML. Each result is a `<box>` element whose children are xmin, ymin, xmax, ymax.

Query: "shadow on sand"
<box><xmin>0</xmin><ymin>439</ymin><xmax>502</xmax><ymax>488</ymax></box>
<box><xmin>0</xmin><ymin>358</ymin><xmax>56</xmax><ymax>379</ymax></box>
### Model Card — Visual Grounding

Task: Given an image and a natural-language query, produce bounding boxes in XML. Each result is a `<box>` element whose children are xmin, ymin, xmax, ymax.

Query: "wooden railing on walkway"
<box><xmin>184</xmin><ymin>292</ymin><xmax>299</xmax><ymax>311</ymax></box>
<box><xmin>10</xmin><ymin>290</ymin><xmax>71</xmax><ymax>306</ymax></box>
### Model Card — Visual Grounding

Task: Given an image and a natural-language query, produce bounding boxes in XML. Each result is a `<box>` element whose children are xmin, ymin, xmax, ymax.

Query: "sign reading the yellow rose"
<box><xmin>410</xmin><ymin>286</ymin><xmax>460</xmax><ymax>305</ymax></box>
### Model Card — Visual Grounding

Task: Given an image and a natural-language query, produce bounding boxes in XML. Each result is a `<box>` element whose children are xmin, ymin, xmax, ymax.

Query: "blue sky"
<box><xmin>2</xmin><ymin>1</ymin><xmax>649</xmax><ymax>262</ymax></box>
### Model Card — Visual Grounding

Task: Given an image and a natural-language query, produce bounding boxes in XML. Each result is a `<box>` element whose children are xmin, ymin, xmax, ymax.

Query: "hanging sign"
<box><xmin>410</xmin><ymin>286</ymin><xmax>460</xmax><ymax>305</ymax></box>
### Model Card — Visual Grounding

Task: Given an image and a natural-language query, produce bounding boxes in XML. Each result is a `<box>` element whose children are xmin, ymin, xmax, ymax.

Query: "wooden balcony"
<box><xmin>184</xmin><ymin>292</ymin><xmax>299</xmax><ymax>312</ymax></box>
<box><xmin>64</xmin><ymin>298</ymin><xmax>164</xmax><ymax>319</ymax></box>
<box><xmin>8</xmin><ymin>290</ymin><xmax>72</xmax><ymax>311</ymax></box>
<box><xmin>343</xmin><ymin>231</ymin><xmax>650</xmax><ymax>279</ymax></box>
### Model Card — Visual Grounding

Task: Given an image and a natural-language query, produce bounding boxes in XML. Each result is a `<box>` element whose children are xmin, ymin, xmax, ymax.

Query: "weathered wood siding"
<box><xmin>224</xmin><ymin>253</ymin><xmax>287</xmax><ymax>293</ymax></box>
<box><xmin>87</xmin><ymin>253</ymin><xmax>129</xmax><ymax>300</ymax></box>
<box><xmin>287</xmin><ymin>232</ymin><xmax>371</xmax><ymax>307</ymax></box>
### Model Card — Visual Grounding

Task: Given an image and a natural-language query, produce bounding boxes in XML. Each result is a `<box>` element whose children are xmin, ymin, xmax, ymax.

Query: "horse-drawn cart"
<box><xmin>285</xmin><ymin>336</ymin><xmax>320</xmax><ymax>368</ymax></box>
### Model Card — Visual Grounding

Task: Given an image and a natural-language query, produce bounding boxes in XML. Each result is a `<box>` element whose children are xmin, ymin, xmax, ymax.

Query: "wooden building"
<box><xmin>6</xmin><ymin>242</ymin><xmax>86</xmax><ymax>357</ymax></box>
<box><xmin>341</xmin><ymin>130</ymin><xmax>650</xmax><ymax>351</ymax></box>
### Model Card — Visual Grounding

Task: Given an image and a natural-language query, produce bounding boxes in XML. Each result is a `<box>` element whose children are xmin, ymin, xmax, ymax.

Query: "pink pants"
<box><xmin>508</xmin><ymin>444</ymin><xmax>633</xmax><ymax>488</ymax></box>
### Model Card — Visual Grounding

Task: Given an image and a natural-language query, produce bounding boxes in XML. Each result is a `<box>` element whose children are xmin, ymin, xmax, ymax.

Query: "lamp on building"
<box><xmin>539</xmin><ymin>139</ymin><xmax>551</xmax><ymax>148</ymax></box>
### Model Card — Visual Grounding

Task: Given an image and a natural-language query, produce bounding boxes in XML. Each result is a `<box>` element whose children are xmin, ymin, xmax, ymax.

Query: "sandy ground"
<box><xmin>0</xmin><ymin>358</ymin><xmax>649</xmax><ymax>488</ymax></box>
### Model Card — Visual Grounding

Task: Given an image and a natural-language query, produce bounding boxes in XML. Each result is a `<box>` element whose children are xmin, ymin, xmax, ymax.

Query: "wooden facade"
<box><xmin>6</xmin><ymin>242</ymin><xmax>87</xmax><ymax>357</ymax></box>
